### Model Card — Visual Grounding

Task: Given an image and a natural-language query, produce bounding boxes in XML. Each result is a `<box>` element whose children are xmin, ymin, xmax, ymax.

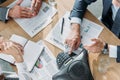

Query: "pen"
<box><xmin>61</xmin><ymin>17</ymin><xmax>64</xmax><ymax>34</ymax></box>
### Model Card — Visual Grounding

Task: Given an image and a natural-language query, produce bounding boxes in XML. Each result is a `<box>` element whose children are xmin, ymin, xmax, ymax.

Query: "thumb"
<box><xmin>16</xmin><ymin>0</ymin><xmax>23</xmax><ymax>5</ymax></box>
<box><xmin>0</xmin><ymin>37</ymin><xmax>4</xmax><ymax>43</ymax></box>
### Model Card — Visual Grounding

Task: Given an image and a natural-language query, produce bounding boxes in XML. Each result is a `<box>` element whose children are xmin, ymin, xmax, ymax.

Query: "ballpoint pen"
<box><xmin>60</xmin><ymin>17</ymin><xmax>69</xmax><ymax>52</ymax></box>
<box><xmin>61</xmin><ymin>17</ymin><xmax>64</xmax><ymax>35</ymax></box>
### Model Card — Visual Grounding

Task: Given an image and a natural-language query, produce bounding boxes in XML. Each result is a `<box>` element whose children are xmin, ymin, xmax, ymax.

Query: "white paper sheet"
<box><xmin>8</xmin><ymin>1</ymin><xmax>57</xmax><ymax>37</ymax></box>
<box><xmin>30</xmin><ymin>40</ymin><xmax>59</xmax><ymax>80</ymax></box>
<box><xmin>45</xmin><ymin>12</ymin><xmax>103</xmax><ymax>52</ymax></box>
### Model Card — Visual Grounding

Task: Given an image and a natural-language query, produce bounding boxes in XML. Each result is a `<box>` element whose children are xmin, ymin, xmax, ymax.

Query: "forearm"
<box><xmin>71</xmin><ymin>23</ymin><xmax>81</xmax><ymax>35</ymax></box>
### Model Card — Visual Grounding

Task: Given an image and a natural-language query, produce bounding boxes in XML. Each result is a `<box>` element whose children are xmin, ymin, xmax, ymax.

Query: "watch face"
<box><xmin>102</xmin><ymin>49</ymin><xmax>109</xmax><ymax>54</ymax></box>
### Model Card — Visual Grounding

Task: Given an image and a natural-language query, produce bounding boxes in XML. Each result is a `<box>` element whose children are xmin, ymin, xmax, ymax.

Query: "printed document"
<box><xmin>30</xmin><ymin>40</ymin><xmax>59</xmax><ymax>80</ymax></box>
<box><xmin>45</xmin><ymin>12</ymin><xmax>103</xmax><ymax>51</ymax></box>
<box><xmin>8</xmin><ymin>0</ymin><xmax>57</xmax><ymax>37</ymax></box>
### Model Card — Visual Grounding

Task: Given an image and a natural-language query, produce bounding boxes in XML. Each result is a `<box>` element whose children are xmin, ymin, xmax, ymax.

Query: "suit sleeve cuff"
<box><xmin>70</xmin><ymin>17</ymin><xmax>82</xmax><ymax>25</ymax></box>
<box><xmin>109</xmin><ymin>45</ymin><xmax>117</xmax><ymax>58</ymax></box>
<box><xmin>6</xmin><ymin>8</ymin><xmax>10</xmax><ymax>20</ymax></box>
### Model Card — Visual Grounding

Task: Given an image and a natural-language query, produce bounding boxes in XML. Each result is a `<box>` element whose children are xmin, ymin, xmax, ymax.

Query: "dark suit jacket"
<box><xmin>0</xmin><ymin>0</ymin><xmax>9</xmax><ymax>22</ymax></box>
<box><xmin>70</xmin><ymin>0</ymin><xmax>120</xmax><ymax>62</ymax></box>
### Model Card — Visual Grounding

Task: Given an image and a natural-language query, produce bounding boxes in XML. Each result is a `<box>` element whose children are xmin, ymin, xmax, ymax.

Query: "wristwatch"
<box><xmin>102</xmin><ymin>43</ymin><xmax>109</xmax><ymax>54</ymax></box>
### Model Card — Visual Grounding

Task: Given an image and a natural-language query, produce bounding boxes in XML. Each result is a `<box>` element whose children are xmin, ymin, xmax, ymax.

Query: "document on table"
<box><xmin>8</xmin><ymin>0</ymin><xmax>57</xmax><ymax>37</ymax></box>
<box><xmin>30</xmin><ymin>40</ymin><xmax>59</xmax><ymax>80</ymax></box>
<box><xmin>45</xmin><ymin>12</ymin><xmax>103</xmax><ymax>51</ymax></box>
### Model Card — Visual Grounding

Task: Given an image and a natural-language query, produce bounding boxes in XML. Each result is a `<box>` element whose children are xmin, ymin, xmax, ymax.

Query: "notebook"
<box><xmin>0</xmin><ymin>34</ymin><xmax>43</xmax><ymax>72</ymax></box>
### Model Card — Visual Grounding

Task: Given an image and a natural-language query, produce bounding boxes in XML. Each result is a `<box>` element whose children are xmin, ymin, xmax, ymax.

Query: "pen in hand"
<box><xmin>61</xmin><ymin>17</ymin><xmax>64</xmax><ymax>35</ymax></box>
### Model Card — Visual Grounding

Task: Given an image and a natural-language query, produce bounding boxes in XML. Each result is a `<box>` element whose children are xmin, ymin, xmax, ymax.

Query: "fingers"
<box><xmin>87</xmin><ymin>38</ymin><xmax>101</xmax><ymax>47</ymax></box>
<box><xmin>84</xmin><ymin>46</ymin><xmax>97</xmax><ymax>53</ymax></box>
<box><xmin>84</xmin><ymin>38</ymin><xmax>104</xmax><ymax>53</ymax></box>
<box><xmin>16</xmin><ymin>0</ymin><xmax>23</xmax><ymax>5</ymax></box>
<box><xmin>0</xmin><ymin>41</ymin><xmax>12</xmax><ymax>50</ymax></box>
<box><xmin>10</xmin><ymin>0</ymin><xmax>41</xmax><ymax>18</ymax></box>
<box><xmin>1</xmin><ymin>44</ymin><xmax>23</xmax><ymax>56</ymax></box>
<box><xmin>0</xmin><ymin>44</ymin><xmax>4</xmax><ymax>52</ymax></box>
<box><xmin>12</xmin><ymin>45</ymin><xmax>24</xmax><ymax>55</ymax></box>
<box><xmin>21</xmin><ymin>7</ymin><xmax>30</xmax><ymax>11</ymax></box>
<box><xmin>9</xmin><ymin>5</ymin><xmax>33</xmax><ymax>18</ymax></box>
<box><xmin>19</xmin><ymin>7</ymin><xmax>34</xmax><ymax>18</ymax></box>
<box><xmin>20</xmin><ymin>7</ymin><xmax>33</xmax><ymax>17</ymax></box>
<box><xmin>75</xmin><ymin>39</ymin><xmax>81</xmax><ymax>49</ymax></box>
<box><xmin>65</xmin><ymin>36</ymin><xmax>80</xmax><ymax>54</ymax></box>
<box><xmin>31</xmin><ymin>0</ymin><xmax>42</xmax><ymax>16</ymax></box>
<box><xmin>0</xmin><ymin>41</ymin><xmax>24</xmax><ymax>55</ymax></box>
<box><xmin>71</xmin><ymin>38</ymin><xmax>80</xmax><ymax>52</ymax></box>
<box><xmin>69</xmin><ymin>39</ymin><xmax>77</xmax><ymax>54</ymax></box>
<box><xmin>0</xmin><ymin>36</ymin><xmax>4</xmax><ymax>43</ymax></box>
<box><xmin>12</xmin><ymin>42</ymin><xmax>24</xmax><ymax>54</ymax></box>
<box><xmin>5</xmin><ymin>46</ymin><xmax>24</xmax><ymax>63</ymax></box>
<box><xmin>20</xmin><ymin>12</ymin><xmax>33</xmax><ymax>18</ymax></box>
<box><xmin>31</xmin><ymin>0</ymin><xmax>36</xmax><ymax>9</ymax></box>
<box><xmin>0</xmin><ymin>37</ymin><xmax>24</xmax><ymax>62</ymax></box>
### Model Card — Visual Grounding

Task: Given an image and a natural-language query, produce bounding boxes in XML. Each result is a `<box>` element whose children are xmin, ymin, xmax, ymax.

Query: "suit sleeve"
<box><xmin>116</xmin><ymin>46</ymin><xmax>120</xmax><ymax>62</ymax></box>
<box><xmin>70</xmin><ymin>0</ymin><xmax>96</xmax><ymax>20</ymax></box>
<box><xmin>0</xmin><ymin>7</ymin><xmax>9</xmax><ymax>22</ymax></box>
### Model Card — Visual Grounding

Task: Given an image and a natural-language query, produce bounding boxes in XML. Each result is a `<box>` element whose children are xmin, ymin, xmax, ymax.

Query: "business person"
<box><xmin>0</xmin><ymin>0</ymin><xmax>42</xmax><ymax>22</ymax></box>
<box><xmin>65</xmin><ymin>0</ymin><xmax>120</xmax><ymax>62</ymax></box>
<box><xmin>0</xmin><ymin>36</ymin><xmax>32</xmax><ymax>80</ymax></box>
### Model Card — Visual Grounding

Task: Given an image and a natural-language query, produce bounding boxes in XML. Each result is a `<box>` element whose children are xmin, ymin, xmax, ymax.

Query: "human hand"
<box><xmin>0</xmin><ymin>37</ymin><xmax>24</xmax><ymax>63</ymax></box>
<box><xmin>1</xmin><ymin>43</ymin><xmax>24</xmax><ymax>63</ymax></box>
<box><xmin>84</xmin><ymin>38</ymin><xmax>104</xmax><ymax>53</ymax></box>
<box><xmin>8</xmin><ymin>0</ymin><xmax>34</xmax><ymax>18</ymax></box>
<box><xmin>65</xmin><ymin>23</ymin><xmax>81</xmax><ymax>54</ymax></box>
<box><xmin>31</xmin><ymin>0</ymin><xmax>42</xmax><ymax>16</ymax></box>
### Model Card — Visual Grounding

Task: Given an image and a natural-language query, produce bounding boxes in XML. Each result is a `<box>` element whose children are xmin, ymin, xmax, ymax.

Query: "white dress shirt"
<box><xmin>70</xmin><ymin>3</ymin><xmax>120</xmax><ymax>58</ymax></box>
<box><xmin>15</xmin><ymin>62</ymin><xmax>32</xmax><ymax>80</ymax></box>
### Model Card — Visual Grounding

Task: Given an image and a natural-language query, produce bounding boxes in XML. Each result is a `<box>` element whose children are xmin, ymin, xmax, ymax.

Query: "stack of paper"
<box><xmin>30</xmin><ymin>40</ymin><xmax>59</xmax><ymax>80</ymax></box>
<box><xmin>8</xmin><ymin>0</ymin><xmax>57</xmax><ymax>37</ymax></box>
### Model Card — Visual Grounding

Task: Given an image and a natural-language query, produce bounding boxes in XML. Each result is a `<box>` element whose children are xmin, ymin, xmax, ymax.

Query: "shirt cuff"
<box><xmin>15</xmin><ymin>62</ymin><xmax>32</xmax><ymax>80</ymax></box>
<box><xmin>70</xmin><ymin>17</ymin><xmax>82</xmax><ymax>25</ymax></box>
<box><xmin>15</xmin><ymin>62</ymin><xmax>28</xmax><ymax>73</ymax></box>
<box><xmin>109</xmin><ymin>45</ymin><xmax>117</xmax><ymax>58</ymax></box>
<box><xmin>6</xmin><ymin>8</ymin><xmax>10</xmax><ymax>20</ymax></box>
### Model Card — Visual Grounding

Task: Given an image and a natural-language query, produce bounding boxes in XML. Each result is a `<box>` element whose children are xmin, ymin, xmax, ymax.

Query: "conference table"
<box><xmin>0</xmin><ymin>0</ymin><xmax>120</xmax><ymax>80</ymax></box>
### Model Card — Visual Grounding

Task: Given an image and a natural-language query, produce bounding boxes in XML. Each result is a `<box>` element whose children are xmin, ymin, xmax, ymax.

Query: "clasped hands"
<box><xmin>0</xmin><ymin>37</ymin><xmax>24</xmax><ymax>63</ymax></box>
<box><xmin>8</xmin><ymin>0</ymin><xmax>42</xmax><ymax>18</ymax></box>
